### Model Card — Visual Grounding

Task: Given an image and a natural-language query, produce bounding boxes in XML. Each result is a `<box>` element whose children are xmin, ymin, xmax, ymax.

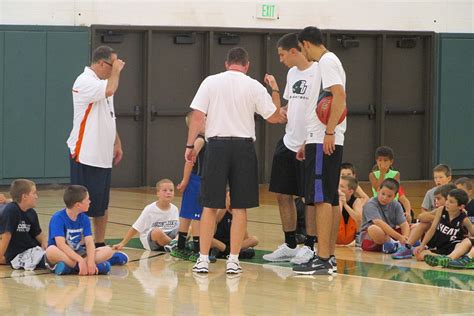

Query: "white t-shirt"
<box><xmin>306</xmin><ymin>52</ymin><xmax>347</xmax><ymax>146</ymax></box>
<box><xmin>283</xmin><ymin>63</ymin><xmax>321</xmax><ymax>152</ymax></box>
<box><xmin>132</xmin><ymin>202</ymin><xmax>179</xmax><ymax>250</ymax></box>
<box><xmin>67</xmin><ymin>67</ymin><xmax>117</xmax><ymax>168</ymax></box>
<box><xmin>190</xmin><ymin>70</ymin><xmax>277</xmax><ymax>141</ymax></box>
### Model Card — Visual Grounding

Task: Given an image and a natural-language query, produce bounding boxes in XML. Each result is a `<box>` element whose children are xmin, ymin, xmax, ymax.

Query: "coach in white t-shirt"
<box><xmin>262</xmin><ymin>33</ymin><xmax>321</xmax><ymax>265</ymax></box>
<box><xmin>66</xmin><ymin>46</ymin><xmax>125</xmax><ymax>247</ymax></box>
<box><xmin>293</xmin><ymin>26</ymin><xmax>348</xmax><ymax>276</ymax></box>
<box><xmin>185</xmin><ymin>47</ymin><xmax>284</xmax><ymax>275</ymax></box>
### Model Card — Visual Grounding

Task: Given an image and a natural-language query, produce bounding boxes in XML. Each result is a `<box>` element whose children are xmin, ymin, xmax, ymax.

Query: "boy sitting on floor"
<box><xmin>360</xmin><ymin>179</ymin><xmax>410</xmax><ymax>252</ymax></box>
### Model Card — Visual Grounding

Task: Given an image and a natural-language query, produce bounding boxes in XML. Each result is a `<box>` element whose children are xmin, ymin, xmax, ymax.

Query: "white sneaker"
<box><xmin>226</xmin><ymin>259</ymin><xmax>243</xmax><ymax>274</ymax></box>
<box><xmin>290</xmin><ymin>246</ymin><xmax>314</xmax><ymax>265</ymax></box>
<box><xmin>262</xmin><ymin>243</ymin><xmax>299</xmax><ymax>262</ymax></box>
<box><xmin>192</xmin><ymin>257</ymin><xmax>209</xmax><ymax>273</ymax></box>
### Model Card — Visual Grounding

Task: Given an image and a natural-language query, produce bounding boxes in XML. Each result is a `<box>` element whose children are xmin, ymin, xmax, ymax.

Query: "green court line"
<box><xmin>106</xmin><ymin>238</ymin><xmax>474</xmax><ymax>291</ymax></box>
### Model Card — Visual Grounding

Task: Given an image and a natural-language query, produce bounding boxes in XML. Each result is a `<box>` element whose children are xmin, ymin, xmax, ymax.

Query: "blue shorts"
<box><xmin>70</xmin><ymin>158</ymin><xmax>111</xmax><ymax>217</ymax></box>
<box><xmin>180</xmin><ymin>173</ymin><xmax>203</xmax><ymax>220</ymax></box>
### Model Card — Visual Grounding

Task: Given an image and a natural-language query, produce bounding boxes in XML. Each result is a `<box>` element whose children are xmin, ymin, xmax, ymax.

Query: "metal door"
<box><xmin>92</xmin><ymin>30</ymin><xmax>146</xmax><ymax>187</ymax></box>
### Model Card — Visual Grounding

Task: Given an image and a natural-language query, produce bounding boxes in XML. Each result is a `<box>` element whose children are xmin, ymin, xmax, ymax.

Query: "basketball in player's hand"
<box><xmin>316</xmin><ymin>93</ymin><xmax>347</xmax><ymax>125</ymax></box>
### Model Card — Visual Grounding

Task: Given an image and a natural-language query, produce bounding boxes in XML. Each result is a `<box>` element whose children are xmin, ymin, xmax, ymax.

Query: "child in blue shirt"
<box><xmin>45</xmin><ymin>185</ymin><xmax>114</xmax><ymax>275</ymax></box>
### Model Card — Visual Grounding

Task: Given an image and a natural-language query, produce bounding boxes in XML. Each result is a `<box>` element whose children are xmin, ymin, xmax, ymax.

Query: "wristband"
<box><xmin>186</xmin><ymin>144</ymin><xmax>195</xmax><ymax>149</ymax></box>
<box><xmin>325</xmin><ymin>131</ymin><xmax>335</xmax><ymax>136</ymax></box>
<box><xmin>272</xmin><ymin>89</ymin><xmax>280</xmax><ymax>93</ymax></box>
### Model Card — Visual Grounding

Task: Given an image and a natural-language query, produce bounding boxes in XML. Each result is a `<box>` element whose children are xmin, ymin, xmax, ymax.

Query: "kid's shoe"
<box><xmin>192</xmin><ymin>257</ymin><xmax>210</xmax><ymax>274</ymax></box>
<box><xmin>188</xmin><ymin>251</ymin><xmax>200</xmax><ymax>262</ymax></box>
<box><xmin>239</xmin><ymin>248</ymin><xmax>256</xmax><ymax>260</ymax></box>
<box><xmin>108</xmin><ymin>251</ymin><xmax>129</xmax><ymax>266</ymax></box>
<box><xmin>262</xmin><ymin>243</ymin><xmax>299</xmax><ymax>262</ymax></box>
<box><xmin>170</xmin><ymin>248</ymin><xmax>191</xmax><ymax>260</ymax></box>
<box><xmin>382</xmin><ymin>241</ymin><xmax>399</xmax><ymax>254</ymax></box>
<box><xmin>164</xmin><ymin>239</ymin><xmax>178</xmax><ymax>252</ymax></box>
<box><xmin>446</xmin><ymin>256</ymin><xmax>474</xmax><ymax>269</ymax></box>
<box><xmin>53</xmin><ymin>262</ymin><xmax>73</xmax><ymax>275</ymax></box>
<box><xmin>96</xmin><ymin>261</ymin><xmax>111</xmax><ymax>275</ymax></box>
<box><xmin>226</xmin><ymin>259</ymin><xmax>243</xmax><ymax>274</ymax></box>
<box><xmin>391</xmin><ymin>245</ymin><xmax>413</xmax><ymax>259</ymax></box>
<box><xmin>424</xmin><ymin>255</ymin><xmax>450</xmax><ymax>267</ymax></box>
<box><xmin>290</xmin><ymin>246</ymin><xmax>314</xmax><ymax>265</ymax></box>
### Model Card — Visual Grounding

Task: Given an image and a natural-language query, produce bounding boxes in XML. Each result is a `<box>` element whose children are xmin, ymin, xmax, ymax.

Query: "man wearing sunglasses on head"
<box><xmin>67</xmin><ymin>45</ymin><xmax>125</xmax><ymax>249</ymax></box>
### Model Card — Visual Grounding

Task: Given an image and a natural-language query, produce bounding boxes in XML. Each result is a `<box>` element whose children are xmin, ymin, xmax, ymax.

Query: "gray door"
<box><xmin>382</xmin><ymin>35</ymin><xmax>428</xmax><ymax>180</ymax></box>
<box><xmin>147</xmin><ymin>31</ymin><xmax>207</xmax><ymax>185</ymax></box>
<box><xmin>328</xmin><ymin>34</ymin><xmax>379</xmax><ymax>180</ymax></box>
<box><xmin>92</xmin><ymin>30</ymin><xmax>146</xmax><ymax>187</ymax></box>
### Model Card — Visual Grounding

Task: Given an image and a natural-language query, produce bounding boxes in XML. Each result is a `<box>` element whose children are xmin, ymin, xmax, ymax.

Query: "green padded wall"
<box><xmin>4</xmin><ymin>31</ymin><xmax>47</xmax><ymax>178</ymax></box>
<box><xmin>45</xmin><ymin>31</ymin><xmax>90</xmax><ymax>178</ymax></box>
<box><xmin>0</xmin><ymin>26</ymin><xmax>89</xmax><ymax>183</ymax></box>
<box><xmin>438</xmin><ymin>34</ymin><xmax>474</xmax><ymax>174</ymax></box>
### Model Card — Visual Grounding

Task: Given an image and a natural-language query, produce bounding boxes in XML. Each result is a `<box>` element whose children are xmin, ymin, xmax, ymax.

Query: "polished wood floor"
<box><xmin>0</xmin><ymin>186</ymin><xmax>472</xmax><ymax>315</ymax></box>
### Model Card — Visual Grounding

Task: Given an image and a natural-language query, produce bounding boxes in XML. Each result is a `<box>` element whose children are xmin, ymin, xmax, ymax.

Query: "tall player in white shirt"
<box><xmin>294</xmin><ymin>26</ymin><xmax>347</xmax><ymax>275</ymax></box>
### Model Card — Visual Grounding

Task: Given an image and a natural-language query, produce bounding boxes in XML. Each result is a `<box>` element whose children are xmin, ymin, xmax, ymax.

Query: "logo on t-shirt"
<box><xmin>292</xmin><ymin>80</ymin><xmax>308</xmax><ymax>94</ymax></box>
<box><xmin>16</xmin><ymin>221</ymin><xmax>31</xmax><ymax>233</ymax></box>
<box><xmin>66</xmin><ymin>228</ymin><xmax>84</xmax><ymax>250</ymax></box>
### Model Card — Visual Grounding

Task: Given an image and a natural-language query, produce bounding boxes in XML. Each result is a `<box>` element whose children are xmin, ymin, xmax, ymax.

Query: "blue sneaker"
<box><xmin>382</xmin><ymin>241</ymin><xmax>399</xmax><ymax>254</ymax></box>
<box><xmin>391</xmin><ymin>245</ymin><xmax>413</xmax><ymax>259</ymax></box>
<box><xmin>53</xmin><ymin>262</ymin><xmax>73</xmax><ymax>275</ymax></box>
<box><xmin>108</xmin><ymin>252</ymin><xmax>129</xmax><ymax>266</ymax></box>
<box><xmin>96</xmin><ymin>262</ymin><xmax>111</xmax><ymax>275</ymax></box>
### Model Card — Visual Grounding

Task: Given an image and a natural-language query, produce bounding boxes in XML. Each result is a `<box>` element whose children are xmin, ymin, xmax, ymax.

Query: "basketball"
<box><xmin>316</xmin><ymin>93</ymin><xmax>347</xmax><ymax>125</ymax></box>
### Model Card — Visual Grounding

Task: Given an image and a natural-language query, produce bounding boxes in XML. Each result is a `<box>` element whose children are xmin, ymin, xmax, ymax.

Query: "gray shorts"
<box><xmin>146</xmin><ymin>228</ymin><xmax>178</xmax><ymax>251</ymax></box>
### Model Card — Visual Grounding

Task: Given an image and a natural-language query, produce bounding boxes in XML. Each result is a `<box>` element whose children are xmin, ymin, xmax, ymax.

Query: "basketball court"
<box><xmin>0</xmin><ymin>187</ymin><xmax>472</xmax><ymax>314</ymax></box>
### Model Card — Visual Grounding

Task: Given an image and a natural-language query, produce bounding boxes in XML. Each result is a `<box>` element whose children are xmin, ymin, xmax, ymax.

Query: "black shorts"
<box><xmin>269</xmin><ymin>138</ymin><xmax>304</xmax><ymax>196</ymax></box>
<box><xmin>304</xmin><ymin>143</ymin><xmax>343</xmax><ymax>206</ymax></box>
<box><xmin>200</xmin><ymin>137</ymin><xmax>259</xmax><ymax>209</ymax></box>
<box><xmin>70</xmin><ymin>158</ymin><xmax>111</xmax><ymax>217</ymax></box>
<box><xmin>427</xmin><ymin>236</ymin><xmax>458</xmax><ymax>255</ymax></box>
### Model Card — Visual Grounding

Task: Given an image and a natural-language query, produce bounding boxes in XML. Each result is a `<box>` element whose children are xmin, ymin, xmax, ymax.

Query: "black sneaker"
<box><xmin>239</xmin><ymin>248</ymin><xmax>255</xmax><ymax>259</ymax></box>
<box><xmin>292</xmin><ymin>256</ymin><xmax>333</xmax><ymax>275</ymax></box>
<box><xmin>329</xmin><ymin>255</ymin><xmax>337</xmax><ymax>272</ymax></box>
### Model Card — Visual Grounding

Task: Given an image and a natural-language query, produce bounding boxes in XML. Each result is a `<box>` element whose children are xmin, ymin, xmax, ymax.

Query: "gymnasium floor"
<box><xmin>0</xmin><ymin>187</ymin><xmax>472</xmax><ymax>315</ymax></box>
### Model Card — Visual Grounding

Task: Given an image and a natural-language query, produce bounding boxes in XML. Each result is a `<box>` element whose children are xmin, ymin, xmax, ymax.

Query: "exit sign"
<box><xmin>256</xmin><ymin>3</ymin><xmax>279</xmax><ymax>20</ymax></box>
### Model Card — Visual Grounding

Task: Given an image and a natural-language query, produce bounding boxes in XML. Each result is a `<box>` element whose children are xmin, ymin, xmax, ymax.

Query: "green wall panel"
<box><xmin>438</xmin><ymin>34</ymin><xmax>474</xmax><ymax>173</ymax></box>
<box><xmin>0</xmin><ymin>32</ymin><xmax>4</xmax><ymax>179</ymax></box>
<box><xmin>45</xmin><ymin>32</ymin><xmax>90</xmax><ymax>177</ymax></box>
<box><xmin>4</xmin><ymin>32</ymin><xmax>46</xmax><ymax>178</ymax></box>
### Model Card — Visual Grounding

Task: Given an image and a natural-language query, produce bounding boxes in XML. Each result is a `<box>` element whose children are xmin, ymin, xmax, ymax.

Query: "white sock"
<box><xmin>228</xmin><ymin>254</ymin><xmax>239</xmax><ymax>262</ymax></box>
<box><xmin>199</xmin><ymin>254</ymin><xmax>209</xmax><ymax>261</ymax></box>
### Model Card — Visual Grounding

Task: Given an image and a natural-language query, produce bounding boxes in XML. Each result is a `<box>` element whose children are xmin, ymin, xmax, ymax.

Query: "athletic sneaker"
<box><xmin>192</xmin><ymin>257</ymin><xmax>210</xmax><ymax>273</ymax></box>
<box><xmin>164</xmin><ymin>239</ymin><xmax>178</xmax><ymax>252</ymax></box>
<box><xmin>239</xmin><ymin>248</ymin><xmax>256</xmax><ymax>259</ymax></box>
<box><xmin>382</xmin><ymin>241</ymin><xmax>399</xmax><ymax>254</ymax></box>
<box><xmin>53</xmin><ymin>262</ymin><xmax>73</xmax><ymax>275</ymax></box>
<box><xmin>293</xmin><ymin>256</ymin><xmax>333</xmax><ymax>275</ymax></box>
<box><xmin>96</xmin><ymin>261</ymin><xmax>111</xmax><ymax>275</ymax></box>
<box><xmin>446</xmin><ymin>256</ymin><xmax>474</xmax><ymax>269</ymax></box>
<box><xmin>170</xmin><ymin>248</ymin><xmax>191</xmax><ymax>260</ymax></box>
<box><xmin>108</xmin><ymin>251</ymin><xmax>129</xmax><ymax>266</ymax></box>
<box><xmin>226</xmin><ymin>259</ymin><xmax>243</xmax><ymax>274</ymax></box>
<box><xmin>290</xmin><ymin>246</ymin><xmax>314</xmax><ymax>265</ymax></box>
<box><xmin>329</xmin><ymin>255</ymin><xmax>337</xmax><ymax>272</ymax></box>
<box><xmin>188</xmin><ymin>251</ymin><xmax>200</xmax><ymax>262</ymax></box>
<box><xmin>424</xmin><ymin>254</ymin><xmax>450</xmax><ymax>267</ymax></box>
<box><xmin>391</xmin><ymin>245</ymin><xmax>413</xmax><ymax>260</ymax></box>
<box><xmin>262</xmin><ymin>243</ymin><xmax>299</xmax><ymax>262</ymax></box>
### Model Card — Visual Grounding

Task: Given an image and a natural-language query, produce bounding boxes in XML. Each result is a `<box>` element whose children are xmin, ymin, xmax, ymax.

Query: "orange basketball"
<box><xmin>316</xmin><ymin>94</ymin><xmax>347</xmax><ymax>125</ymax></box>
